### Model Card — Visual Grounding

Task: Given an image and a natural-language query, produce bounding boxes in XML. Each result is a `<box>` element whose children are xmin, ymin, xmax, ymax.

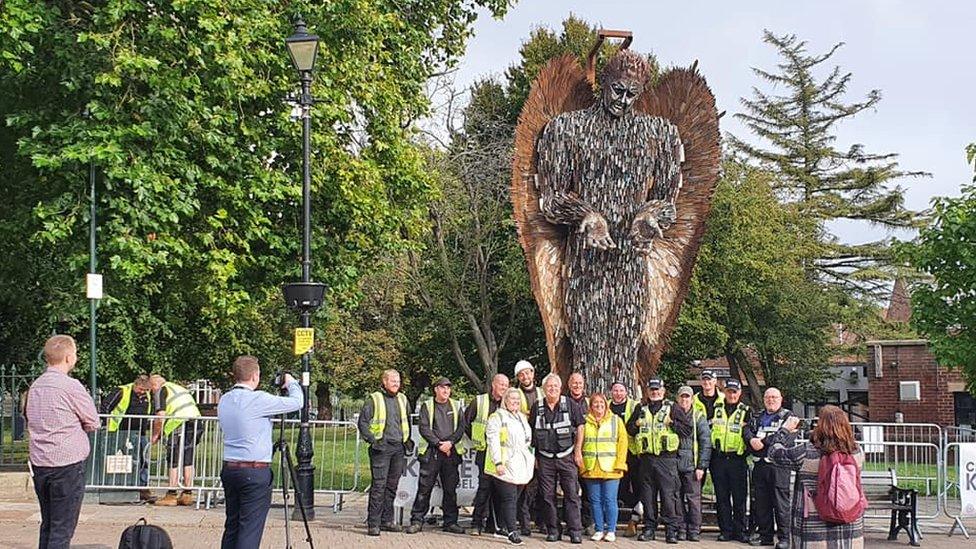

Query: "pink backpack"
<box><xmin>814</xmin><ymin>451</ymin><xmax>867</xmax><ymax>524</ymax></box>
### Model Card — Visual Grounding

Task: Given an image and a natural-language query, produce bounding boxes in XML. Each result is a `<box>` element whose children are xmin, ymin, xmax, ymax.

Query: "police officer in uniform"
<box><xmin>745</xmin><ymin>387</ymin><xmax>793</xmax><ymax>548</ymax></box>
<box><xmin>357</xmin><ymin>369</ymin><xmax>412</xmax><ymax>536</ymax></box>
<box><xmin>692</xmin><ymin>370</ymin><xmax>723</xmax><ymax>421</ymax></box>
<box><xmin>626</xmin><ymin>378</ymin><xmax>692</xmax><ymax>544</ymax></box>
<box><xmin>463</xmin><ymin>373</ymin><xmax>509</xmax><ymax>536</ymax></box>
<box><xmin>710</xmin><ymin>379</ymin><xmax>751</xmax><ymax>542</ymax></box>
<box><xmin>407</xmin><ymin>377</ymin><xmax>466</xmax><ymax>534</ymax></box>
<box><xmin>609</xmin><ymin>382</ymin><xmax>642</xmax><ymax>537</ymax></box>
<box><xmin>530</xmin><ymin>373</ymin><xmax>585</xmax><ymax>544</ymax></box>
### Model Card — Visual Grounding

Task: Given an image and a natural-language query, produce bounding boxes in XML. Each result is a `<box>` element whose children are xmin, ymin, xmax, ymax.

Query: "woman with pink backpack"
<box><xmin>767</xmin><ymin>405</ymin><xmax>867</xmax><ymax>549</ymax></box>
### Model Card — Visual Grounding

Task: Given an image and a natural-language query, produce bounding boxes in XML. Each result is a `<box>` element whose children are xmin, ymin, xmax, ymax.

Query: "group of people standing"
<box><xmin>358</xmin><ymin>364</ymin><xmax>867</xmax><ymax>548</ymax></box>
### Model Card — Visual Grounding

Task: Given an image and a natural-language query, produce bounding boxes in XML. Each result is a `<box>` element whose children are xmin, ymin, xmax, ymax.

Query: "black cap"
<box><xmin>646</xmin><ymin>378</ymin><xmax>663</xmax><ymax>390</ymax></box>
<box><xmin>724</xmin><ymin>379</ymin><xmax>742</xmax><ymax>391</ymax></box>
<box><xmin>700</xmin><ymin>369</ymin><xmax>716</xmax><ymax>380</ymax></box>
<box><xmin>432</xmin><ymin>377</ymin><xmax>452</xmax><ymax>388</ymax></box>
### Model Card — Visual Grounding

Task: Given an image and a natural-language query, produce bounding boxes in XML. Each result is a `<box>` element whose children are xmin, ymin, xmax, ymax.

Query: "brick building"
<box><xmin>866</xmin><ymin>340</ymin><xmax>973</xmax><ymax>427</ymax></box>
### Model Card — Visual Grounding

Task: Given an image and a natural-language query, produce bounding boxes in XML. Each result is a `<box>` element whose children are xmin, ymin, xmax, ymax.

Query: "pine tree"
<box><xmin>729</xmin><ymin>30</ymin><xmax>926</xmax><ymax>298</ymax></box>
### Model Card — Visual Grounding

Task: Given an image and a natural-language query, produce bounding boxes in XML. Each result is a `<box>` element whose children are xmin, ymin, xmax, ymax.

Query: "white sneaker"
<box><xmin>604</xmin><ymin>532</ymin><xmax>616</xmax><ymax>542</ymax></box>
<box><xmin>590</xmin><ymin>532</ymin><xmax>605</xmax><ymax>542</ymax></box>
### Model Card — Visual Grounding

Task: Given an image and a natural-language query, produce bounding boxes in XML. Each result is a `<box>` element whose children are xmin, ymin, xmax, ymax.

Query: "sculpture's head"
<box><xmin>599</xmin><ymin>50</ymin><xmax>652</xmax><ymax>118</ymax></box>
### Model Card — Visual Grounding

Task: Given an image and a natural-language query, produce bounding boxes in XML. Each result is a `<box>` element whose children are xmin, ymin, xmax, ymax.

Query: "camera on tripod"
<box><xmin>273</xmin><ymin>370</ymin><xmax>295</xmax><ymax>389</ymax></box>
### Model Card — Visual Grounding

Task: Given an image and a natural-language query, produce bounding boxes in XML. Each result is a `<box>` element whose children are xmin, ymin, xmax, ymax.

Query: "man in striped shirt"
<box><xmin>25</xmin><ymin>335</ymin><xmax>99</xmax><ymax>549</ymax></box>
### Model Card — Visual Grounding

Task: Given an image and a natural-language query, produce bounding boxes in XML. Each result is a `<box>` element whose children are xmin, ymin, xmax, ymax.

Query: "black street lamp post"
<box><xmin>283</xmin><ymin>16</ymin><xmax>323</xmax><ymax>521</ymax></box>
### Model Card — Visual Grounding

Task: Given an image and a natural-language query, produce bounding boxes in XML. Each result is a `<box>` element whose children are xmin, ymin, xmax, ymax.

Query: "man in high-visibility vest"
<box><xmin>609</xmin><ymin>381</ymin><xmax>642</xmax><ymax>537</ymax></box>
<box><xmin>149</xmin><ymin>374</ymin><xmax>201</xmax><ymax>506</ymax></box>
<box><xmin>710</xmin><ymin>378</ymin><xmax>751</xmax><ymax>542</ymax></box>
<box><xmin>692</xmin><ymin>369</ymin><xmax>723</xmax><ymax>421</ymax></box>
<box><xmin>675</xmin><ymin>385</ymin><xmax>712</xmax><ymax>542</ymax></box>
<box><xmin>100</xmin><ymin>374</ymin><xmax>154</xmax><ymax>501</ymax></box>
<box><xmin>514</xmin><ymin>359</ymin><xmax>543</xmax><ymax>535</ymax></box>
<box><xmin>406</xmin><ymin>377</ymin><xmax>466</xmax><ymax>535</ymax></box>
<box><xmin>626</xmin><ymin>378</ymin><xmax>692</xmax><ymax>544</ymax></box>
<box><xmin>356</xmin><ymin>369</ymin><xmax>412</xmax><ymax>537</ymax></box>
<box><xmin>462</xmin><ymin>373</ymin><xmax>509</xmax><ymax>536</ymax></box>
<box><xmin>744</xmin><ymin>387</ymin><xmax>793</xmax><ymax>549</ymax></box>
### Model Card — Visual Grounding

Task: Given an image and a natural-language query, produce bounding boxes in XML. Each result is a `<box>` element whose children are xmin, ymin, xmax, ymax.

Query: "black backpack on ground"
<box><xmin>118</xmin><ymin>518</ymin><xmax>173</xmax><ymax>549</ymax></box>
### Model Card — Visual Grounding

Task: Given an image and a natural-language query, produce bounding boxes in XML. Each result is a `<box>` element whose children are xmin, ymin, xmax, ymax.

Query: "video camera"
<box><xmin>273</xmin><ymin>370</ymin><xmax>294</xmax><ymax>389</ymax></box>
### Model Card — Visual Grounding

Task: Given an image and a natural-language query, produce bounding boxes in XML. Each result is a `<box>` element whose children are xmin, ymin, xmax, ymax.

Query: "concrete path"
<box><xmin>0</xmin><ymin>493</ymin><xmax>970</xmax><ymax>548</ymax></box>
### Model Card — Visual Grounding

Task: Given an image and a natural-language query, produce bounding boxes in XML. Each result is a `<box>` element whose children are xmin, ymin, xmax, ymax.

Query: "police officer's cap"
<box><xmin>646</xmin><ymin>378</ymin><xmax>663</xmax><ymax>390</ymax></box>
<box><xmin>700</xmin><ymin>369</ymin><xmax>716</xmax><ymax>380</ymax></box>
<box><xmin>724</xmin><ymin>379</ymin><xmax>742</xmax><ymax>392</ymax></box>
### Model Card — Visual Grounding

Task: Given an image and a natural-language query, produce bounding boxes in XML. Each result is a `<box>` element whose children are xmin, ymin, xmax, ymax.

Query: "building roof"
<box><xmin>885</xmin><ymin>278</ymin><xmax>912</xmax><ymax>323</ymax></box>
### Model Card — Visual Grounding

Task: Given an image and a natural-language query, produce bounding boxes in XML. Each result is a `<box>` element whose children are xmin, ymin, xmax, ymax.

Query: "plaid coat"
<box><xmin>768</xmin><ymin>435</ymin><xmax>864</xmax><ymax>549</ymax></box>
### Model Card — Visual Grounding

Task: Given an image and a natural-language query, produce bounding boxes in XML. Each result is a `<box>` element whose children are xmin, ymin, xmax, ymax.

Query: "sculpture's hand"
<box><xmin>579</xmin><ymin>212</ymin><xmax>616</xmax><ymax>250</ymax></box>
<box><xmin>630</xmin><ymin>200</ymin><xmax>676</xmax><ymax>253</ymax></box>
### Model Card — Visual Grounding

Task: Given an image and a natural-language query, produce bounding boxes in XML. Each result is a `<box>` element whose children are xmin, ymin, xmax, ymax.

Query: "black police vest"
<box><xmin>535</xmin><ymin>396</ymin><xmax>575</xmax><ymax>457</ymax></box>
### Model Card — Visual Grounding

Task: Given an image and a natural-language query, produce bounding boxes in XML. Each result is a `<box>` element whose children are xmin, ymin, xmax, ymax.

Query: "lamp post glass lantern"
<box><xmin>284</xmin><ymin>15</ymin><xmax>321</xmax><ymax>521</ymax></box>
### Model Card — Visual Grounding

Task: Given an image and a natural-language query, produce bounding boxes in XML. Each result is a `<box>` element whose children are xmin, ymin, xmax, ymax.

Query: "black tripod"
<box><xmin>275</xmin><ymin>413</ymin><xmax>315</xmax><ymax>549</ymax></box>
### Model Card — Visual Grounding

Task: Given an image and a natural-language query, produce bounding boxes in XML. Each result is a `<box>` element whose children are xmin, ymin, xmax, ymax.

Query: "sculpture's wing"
<box><xmin>511</xmin><ymin>55</ymin><xmax>595</xmax><ymax>375</ymax></box>
<box><xmin>635</xmin><ymin>66</ymin><xmax>721</xmax><ymax>383</ymax></box>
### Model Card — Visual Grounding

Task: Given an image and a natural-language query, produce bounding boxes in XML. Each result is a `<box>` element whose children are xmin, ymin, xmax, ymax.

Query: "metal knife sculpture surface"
<box><xmin>511</xmin><ymin>33</ymin><xmax>721</xmax><ymax>394</ymax></box>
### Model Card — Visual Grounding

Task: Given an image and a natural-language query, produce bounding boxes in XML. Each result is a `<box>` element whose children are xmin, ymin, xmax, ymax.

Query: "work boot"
<box><xmin>624</xmin><ymin>520</ymin><xmax>639</xmax><ymax>537</ymax></box>
<box><xmin>379</xmin><ymin>523</ymin><xmax>402</xmax><ymax>533</ymax></box>
<box><xmin>638</xmin><ymin>529</ymin><xmax>656</xmax><ymax>542</ymax></box>
<box><xmin>519</xmin><ymin>525</ymin><xmax>532</xmax><ymax>537</ymax></box>
<box><xmin>405</xmin><ymin>523</ymin><xmax>422</xmax><ymax>534</ymax></box>
<box><xmin>775</xmin><ymin>540</ymin><xmax>789</xmax><ymax>549</ymax></box>
<box><xmin>139</xmin><ymin>490</ymin><xmax>156</xmax><ymax>503</ymax></box>
<box><xmin>666</xmin><ymin>530</ymin><xmax>679</xmax><ymax>544</ymax></box>
<box><xmin>569</xmin><ymin>531</ymin><xmax>582</xmax><ymax>544</ymax></box>
<box><xmin>467</xmin><ymin>527</ymin><xmax>483</xmax><ymax>537</ymax></box>
<box><xmin>177</xmin><ymin>491</ymin><xmax>194</xmax><ymax>506</ymax></box>
<box><xmin>687</xmin><ymin>532</ymin><xmax>701</xmax><ymax>542</ymax></box>
<box><xmin>443</xmin><ymin>524</ymin><xmax>465</xmax><ymax>534</ymax></box>
<box><xmin>677</xmin><ymin>530</ymin><xmax>686</xmax><ymax>541</ymax></box>
<box><xmin>367</xmin><ymin>526</ymin><xmax>380</xmax><ymax>536</ymax></box>
<box><xmin>154</xmin><ymin>491</ymin><xmax>179</xmax><ymax>506</ymax></box>
<box><xmin>545</xmin><ymin>531</ymin><xmax>560</xmax><ymax>542</ymax></box>
<box><xmin>583</xmin><ymin>524</ymin><xmax>595</xmax><ymax>537</ymax></box>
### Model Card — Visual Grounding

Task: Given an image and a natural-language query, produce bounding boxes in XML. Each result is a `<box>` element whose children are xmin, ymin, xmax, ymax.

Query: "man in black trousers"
<box><xmin>217</xmin><ymin>356</ymin><xmax>303</xmax><ymax>549</ymax></box>
<box><xmin>406</xmin><ymin>377</ymin><xmax>466</xmax><ymax>534</ymax></box>
<box><xmin>745</xmin><ymin>387</ymin><xmax>793</xmax><ymax>549</ymax></box>
<box><xmin>357</xmin><ymin>369</ymin><xmax>413</xmax><ymax>536</ymax></box>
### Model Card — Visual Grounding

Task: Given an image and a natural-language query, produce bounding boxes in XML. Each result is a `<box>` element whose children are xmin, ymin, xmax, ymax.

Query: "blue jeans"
<box><xmin>584</xmin><ymin>478</ymin><xmax>620</xmax><ymax>533</ymax></box>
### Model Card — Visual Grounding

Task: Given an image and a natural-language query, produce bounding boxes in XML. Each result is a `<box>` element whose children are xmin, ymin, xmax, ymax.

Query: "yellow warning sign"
<box><xmin>293</xmin><ymin>328</ymin><xmax>314</xmax><ymax>355</ymax></box>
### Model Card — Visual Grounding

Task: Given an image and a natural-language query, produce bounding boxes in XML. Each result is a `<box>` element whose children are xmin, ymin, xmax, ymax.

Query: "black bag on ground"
<box><xmin>118</xmin><ymin>518</ymin><xmax>173</xmax><ymax>549</ymax></box>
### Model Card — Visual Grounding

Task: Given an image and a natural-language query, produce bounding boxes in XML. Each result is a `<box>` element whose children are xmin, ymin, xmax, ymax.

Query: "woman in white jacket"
<box><xmin>485</xmin><ymin>387</ymin><xmax>535</xmax><ymax>545</ymax></box>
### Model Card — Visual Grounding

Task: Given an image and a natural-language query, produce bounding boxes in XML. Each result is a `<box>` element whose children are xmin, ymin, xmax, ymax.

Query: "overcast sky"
<box><xmin>452</xmin><ymin>0</ymin><xmax>975</xmax><ymax>244</ymax></box>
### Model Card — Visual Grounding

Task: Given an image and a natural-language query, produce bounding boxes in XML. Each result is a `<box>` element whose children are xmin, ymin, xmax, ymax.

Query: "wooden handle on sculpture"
<box><xmin>587</xmin><ymin>29</ymin><xmax>634</xmax><ymax>86</ymax></box>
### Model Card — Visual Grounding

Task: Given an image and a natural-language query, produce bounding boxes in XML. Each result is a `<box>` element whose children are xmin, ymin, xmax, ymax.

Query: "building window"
<box><xmin>899</xmin><ymin>381</ymin><xmax>921</xmax><ymax>401</ymax></box>
<box><xmin>955</xmin><ymin>392</ymin><xmax>976</xmax><ymax>429</ymax></box>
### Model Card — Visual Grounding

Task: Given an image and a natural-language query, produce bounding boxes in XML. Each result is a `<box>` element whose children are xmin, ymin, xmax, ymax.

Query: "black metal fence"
<box><xmin>0</xmin><ymin>364</ymin><xmax>40</xmax><ymax>470</ymax></box>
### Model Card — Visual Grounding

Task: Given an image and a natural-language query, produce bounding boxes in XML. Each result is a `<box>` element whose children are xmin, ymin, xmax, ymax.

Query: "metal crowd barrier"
<box><xmin>84</xmin><ymin>413</ymin><xmax>365</xmax><ymax>513</ymax></box>
<box><xmin>942</xmin><ymin>426</ymin><xmax>976</xmax><ymax>538</ymax></box>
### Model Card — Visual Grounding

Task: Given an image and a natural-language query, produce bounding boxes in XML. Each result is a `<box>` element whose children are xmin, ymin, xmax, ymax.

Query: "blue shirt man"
<box><xmin>218</xmin><ymin>356</ymin><xmax>303</xmax><ymax>549</ymax></box>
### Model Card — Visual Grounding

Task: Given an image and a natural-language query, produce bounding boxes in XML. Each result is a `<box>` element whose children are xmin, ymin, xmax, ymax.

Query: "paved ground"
<box><xmin>0</xmin><ymin>492</ymin><xmax>971</xmax><ymax>548</ymax></box>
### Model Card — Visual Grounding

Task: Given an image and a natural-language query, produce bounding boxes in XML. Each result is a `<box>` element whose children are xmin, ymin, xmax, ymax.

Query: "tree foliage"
<box><xmin>664</xmin><ymin>161</ymin><xmax>834</xmax><ymax>404</ymax></box>
<box><xmin>0</xmin><ymin>0</ymin><xmax>508</xmax><ymax>388</ymax></box>
<box><xmin>909</xmin><ymin>147</ymin><xmax>976</xmax><ymax>390</ymax></box>
<box><xmin>729</xmin><ymin>30</ymin><xmax>926</xmax><ymax>299</ymax></box>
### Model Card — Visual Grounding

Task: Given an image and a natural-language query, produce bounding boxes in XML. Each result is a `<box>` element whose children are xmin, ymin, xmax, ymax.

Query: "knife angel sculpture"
<box><xmin>511</xmin><ymin>39</ymin><xmax>720</xmax><ymax>393</ymax></box>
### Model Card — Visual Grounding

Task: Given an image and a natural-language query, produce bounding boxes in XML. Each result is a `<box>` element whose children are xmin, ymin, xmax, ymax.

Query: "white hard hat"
<box><xmin>514</xmin><ymin>360</ymin><xmax>534</xmax><ymax>376</ymax></box>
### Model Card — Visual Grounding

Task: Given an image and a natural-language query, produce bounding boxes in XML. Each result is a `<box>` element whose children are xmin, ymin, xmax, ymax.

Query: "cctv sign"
<box><xmin>962</xmin><ymin>443</ymin><xmax>976</xmax><ymax>517</ymax></box>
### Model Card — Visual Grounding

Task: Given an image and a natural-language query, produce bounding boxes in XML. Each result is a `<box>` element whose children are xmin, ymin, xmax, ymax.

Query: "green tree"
<box><xmin>729</xmin><ymin>30</ymin><xmax>926</xmax><ymax>299</ymax></box>
<box><xmin>664</xmin><ymin>161</ymin><xmax>834</xmax><ymax>405</ymax></box>
<box><xmin>0</xmin><ymin>0</ymin><xmax>508</xmax><ymax>388</ymax></box>
<box><xmin>909</xmin><ymin>147</ymin><xmax>976</xmax><ymax>390</ymax></box>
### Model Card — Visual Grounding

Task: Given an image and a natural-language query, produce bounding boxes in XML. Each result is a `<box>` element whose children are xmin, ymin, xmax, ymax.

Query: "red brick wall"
<box><xmin>866</xmin><ymin>342</ymin><xmax>964</xmax><ymax>426</ymax></box>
